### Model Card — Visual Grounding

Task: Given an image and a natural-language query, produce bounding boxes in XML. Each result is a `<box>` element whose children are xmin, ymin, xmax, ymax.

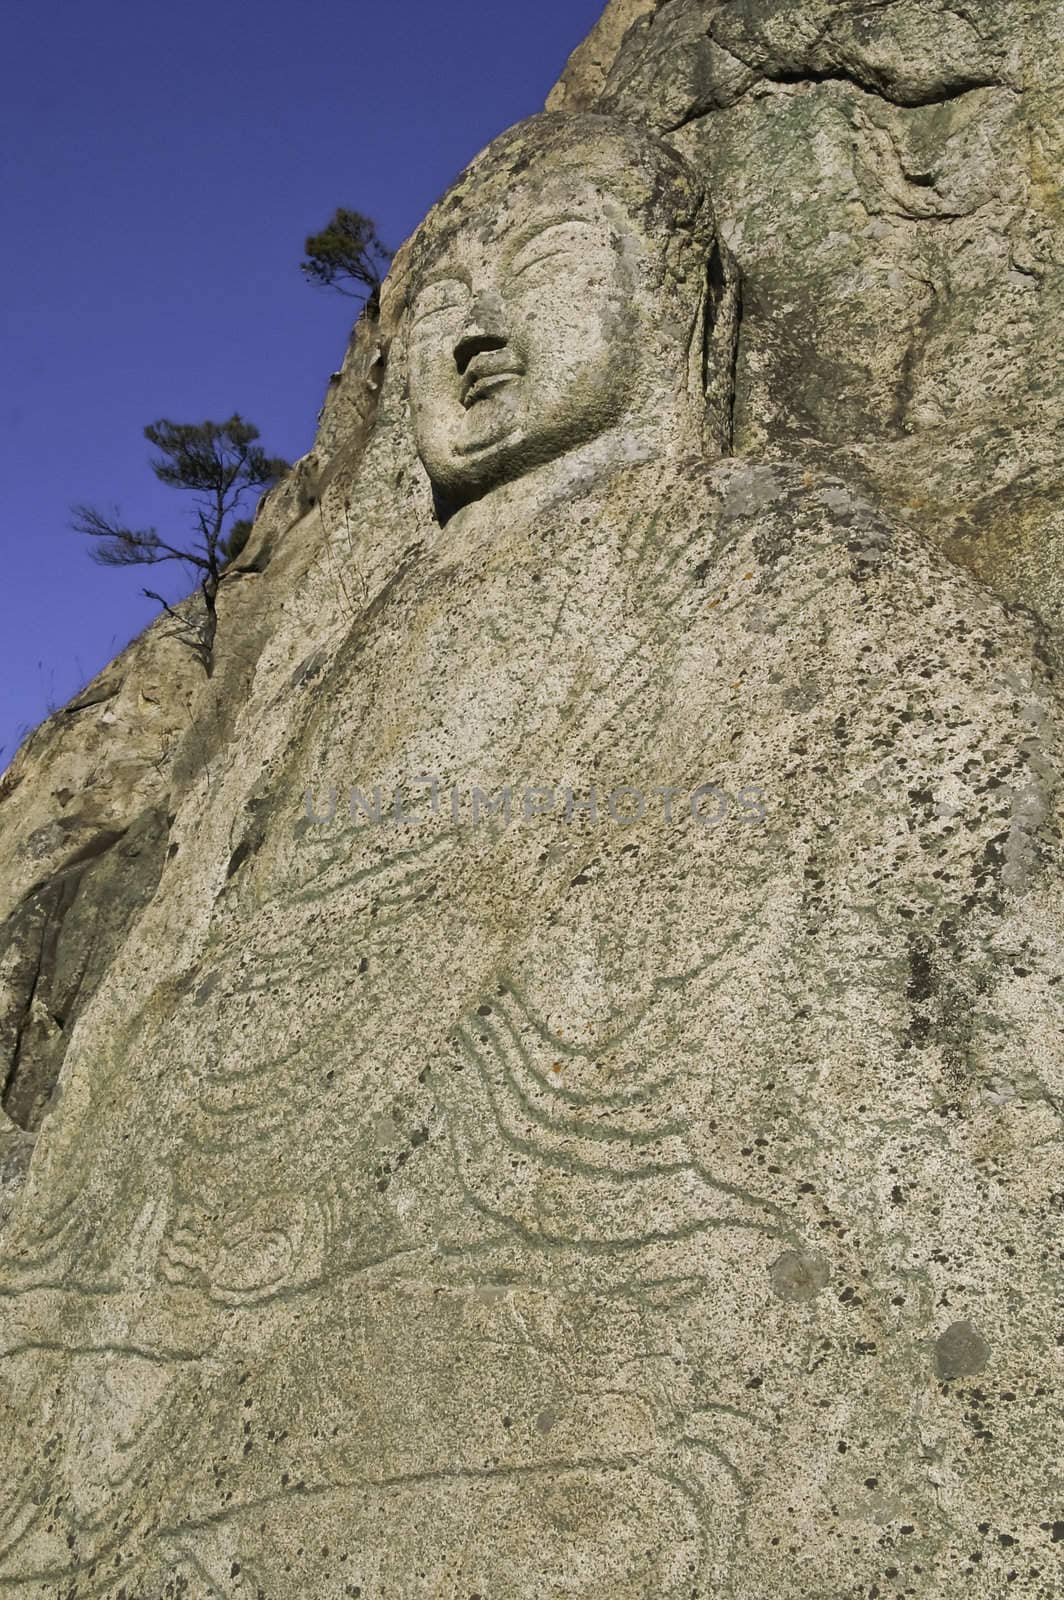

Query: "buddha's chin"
<box><xmin>453</xmin><ymin>425</ymin><xmax>521</xmax><ymax>463</ymax></box>
<box><xmin>428</xmin><ymin>400</ymin><xmax>620</xmax><ymax>514</ymax></box>
<box><xmin>441</xmin><ymin>417</ymin><xmax>529</xmax><ymax>496</ymax></box>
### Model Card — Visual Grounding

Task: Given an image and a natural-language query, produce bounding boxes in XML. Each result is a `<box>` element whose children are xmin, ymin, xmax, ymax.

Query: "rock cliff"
<box><xmin>1</xmin><ymin>6</ymin><xmax>1062</xmax><ymax>1597</ymax></box>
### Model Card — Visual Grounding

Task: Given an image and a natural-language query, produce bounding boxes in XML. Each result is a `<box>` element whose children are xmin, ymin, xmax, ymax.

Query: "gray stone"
<box><xmin>590</xmin><ymin>0</ymin><xmax>1064</xmax><ymax>637</ymax></box>
<box><xmin>547</xmin><ymin>0</ymin><xmax>665</xmax><ymax>112</ymax></box>
<box><xmin>935</xmin><ymin>1319</ymin><xmax>992</xmax><ymax>1381</ymax></box>
<box><xmin>770</xmin><ymin>1249</ymin><xmax>831</xmax><ymax>1303</ymax></box>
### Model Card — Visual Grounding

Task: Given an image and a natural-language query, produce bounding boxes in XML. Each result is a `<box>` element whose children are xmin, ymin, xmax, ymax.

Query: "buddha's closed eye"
<box><xmin>412</xmin><ymin>282</ymin><xmax>469</xmax><ymax>327</ymax></box>
<box><xmin>509</xmin><ymin>217</ymin><xmax>613</xmax><ymax>277</ymax></box>
<box><xmin>510</xmin><ymin>247</ymin><xmax>571</xmax><ymax>280</ymax></box>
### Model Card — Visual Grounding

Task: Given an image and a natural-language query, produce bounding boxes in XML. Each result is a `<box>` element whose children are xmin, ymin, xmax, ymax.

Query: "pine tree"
<box><xmin>73</xmin><ymin>416</ymin><xmax>287</xmax><ymax>674</ymax></box>
<box><xmin>300</xmin><ymin>208</ymin><xmax>391</xmax><ymax>310</ymax></box>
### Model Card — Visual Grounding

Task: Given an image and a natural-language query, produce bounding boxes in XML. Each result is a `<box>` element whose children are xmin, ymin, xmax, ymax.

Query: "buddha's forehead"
<box><xmin>406</xmin><ymin>151</ymin><xmax>672</xmax><ymax>299</ymax></box>
<box><xmin>414</xmin><ymin>174</ymin><xmax>633</xmax><ymax>285</ymax></box>
<box><xmin>403</xmin><ymin>113</ymin><xmax>707</xmax><ymax>308</ymax></box>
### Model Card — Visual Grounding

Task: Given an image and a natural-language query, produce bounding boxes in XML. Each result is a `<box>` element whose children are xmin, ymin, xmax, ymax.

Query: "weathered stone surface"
<box><xmin>589</xmin><ymin>0</ymin><xmax>1064</xmax><ymax>634</ymax></box>
<box><xmin>547</xmin><ymin>0</ymin><xmax>666</xmax><ymax>111</ymax></box>
<box><xmin>935</xmin><ymin>1319</ymin><xmax>993</xmax><ymax>1382</ymax></box>
<box><xmin>4</xmin><ymin>428</ymin><xmax>1062</xmax><ymax>1591</ymax></box>
<box><xmin>0</xmin><ymin>314</ymin><xmax>386</xmax><ymax>1148</ymax></box>
<box><xmin>0</xmin><ymin>11</ymin><xmax>1062</xmax><ymax>1599</ymax></box>
<box><xmin>0</xmin><ymin>801</ymin><xmax>168</xmax><ymax>1132</ymax></box>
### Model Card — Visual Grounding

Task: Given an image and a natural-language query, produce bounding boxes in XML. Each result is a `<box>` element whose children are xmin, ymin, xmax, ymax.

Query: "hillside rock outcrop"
<box><xmin>0</xmin><ymin>8</ymin><xmax>1061</xmax><ymax>1597</ymax></box>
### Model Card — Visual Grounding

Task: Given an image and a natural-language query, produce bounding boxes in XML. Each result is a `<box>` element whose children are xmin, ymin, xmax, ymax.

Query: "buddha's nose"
<box><xmin>453</xmin><ymin>289</ymin><xmax>508</xmax><ymax>375</ymax></box>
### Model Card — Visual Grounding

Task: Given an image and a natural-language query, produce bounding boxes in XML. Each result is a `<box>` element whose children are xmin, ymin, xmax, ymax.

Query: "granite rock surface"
<box><xmin>0</xmin><ymin>9</ymin><xmax>1062</xmax><ymax>1599</ymax></box>
<box><xmin>562</xmin><ymin>0</ymin><xmax>1064</xmax><ymax>634</ymax></box>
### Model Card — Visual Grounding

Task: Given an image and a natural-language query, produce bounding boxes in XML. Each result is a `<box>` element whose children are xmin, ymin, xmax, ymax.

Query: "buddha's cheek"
<box><xmin>409</xmin><ymin>366</ymin><xmax>463</xmax><ymax>475</ymax></box>
<box><xmin>523</xmin><ymin>305</ymin><xmax>635</xmax><ymax>423</ymax></box>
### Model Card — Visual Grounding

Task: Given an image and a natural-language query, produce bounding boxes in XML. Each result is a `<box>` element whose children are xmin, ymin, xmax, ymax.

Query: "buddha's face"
<box><xmin>408</xmin><ymin>187</ymin><xmax>644</xmax><ymax>513</ymax></box>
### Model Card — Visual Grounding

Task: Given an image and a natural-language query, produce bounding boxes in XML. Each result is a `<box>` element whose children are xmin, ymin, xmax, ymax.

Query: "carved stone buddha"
<box><xmin>0</xmin><ymin>115</ymin><xmax>1059</xmax><ymax>1599</ymax></box>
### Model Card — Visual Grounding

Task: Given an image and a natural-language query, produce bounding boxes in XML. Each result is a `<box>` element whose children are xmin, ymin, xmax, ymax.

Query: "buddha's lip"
<box><xmin>461</xmin><ymin>354</ymin><xmax>524</xmax><ymax>407</ymax></box>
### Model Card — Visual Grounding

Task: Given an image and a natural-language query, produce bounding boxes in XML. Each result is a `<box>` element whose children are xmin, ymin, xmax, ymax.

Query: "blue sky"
<box><xmin>0</xmin><ymin>0</ymin><xmax>606</xmax><ymax>768</ymax></box>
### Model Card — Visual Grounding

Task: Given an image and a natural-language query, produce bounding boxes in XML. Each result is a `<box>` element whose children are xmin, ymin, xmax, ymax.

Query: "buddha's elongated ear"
<box><xmin>695</xmin><ymin>238</ymin><xmax>742</xmax><ymax>459</ymax></box>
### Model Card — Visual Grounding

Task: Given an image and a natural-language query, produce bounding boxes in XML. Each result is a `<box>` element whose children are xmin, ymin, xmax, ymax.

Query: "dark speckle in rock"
<box><xmin>935</xmin><ymin>1319</ymin><xmax>991</xmax><ymax>1380</ymax></box>
<box><xmin>770</xmin><ymin>1249</ymin><xmax>831</xmax><ymax>1302</ymax></box>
